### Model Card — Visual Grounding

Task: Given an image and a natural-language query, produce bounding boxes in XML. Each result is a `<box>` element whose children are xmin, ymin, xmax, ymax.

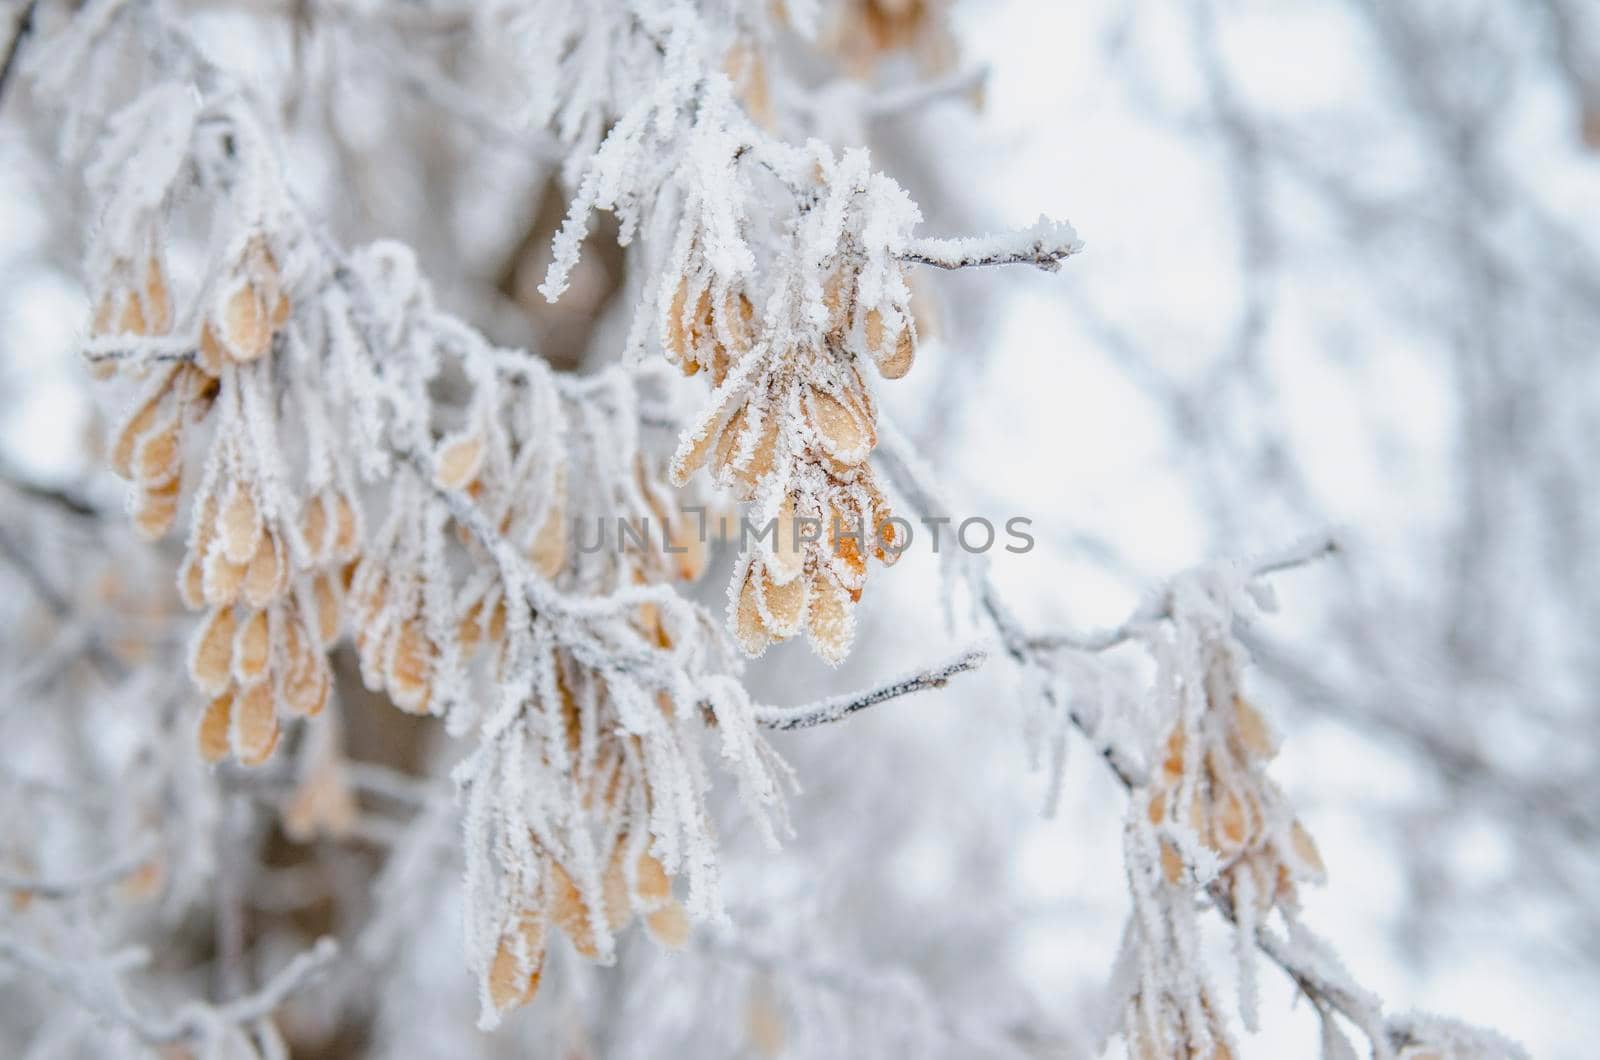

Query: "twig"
<box><xmin>1022</xmin><ymin>531</ymin><xmax>1342</xmax><ymax>655</ymax></box>
<box><xmin>0</xmin><ymin>934</ymin><xmax>338</xmax><ymax>1045</ymax></box>
<box><xmin>898</xmin><ymin>219</ymin><xmax>1084</xmax><ymax>273</ymax></box>
<box><xmin>753</xmin><ymin>645</ymin><xmax>987</xmax><ymax>731</ymax></box>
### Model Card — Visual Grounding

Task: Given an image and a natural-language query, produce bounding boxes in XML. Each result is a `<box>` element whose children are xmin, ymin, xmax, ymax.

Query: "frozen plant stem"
<box><xmin>753</xmin><ymin>645</ymin><xmax>988</xmax><ymax>731</ymax></box>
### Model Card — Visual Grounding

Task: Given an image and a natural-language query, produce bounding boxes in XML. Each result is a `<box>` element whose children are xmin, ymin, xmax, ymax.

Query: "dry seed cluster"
<box><xmin>97</xmin><ymin>236</ymin><xmax>354</xmax><ymax>766</ymax></box>
<box><xmin>664</xmin><ymin>254</ymin><xmax>917</xmax><ymax>663</ymax></box>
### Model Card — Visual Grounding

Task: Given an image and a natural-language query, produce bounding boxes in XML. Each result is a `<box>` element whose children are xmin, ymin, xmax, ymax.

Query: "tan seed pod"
<box><xmin>218</xmin><ymin>483</ymin><xmax>260</xmax><ymax>565</ymax></box>
<box><xmin>134</xmin><ymin>419</ymin><xmax>181</xmax><ymax>484</ymax></box>
<box><xmin>488</xmin><ymin>911</ymin><xmax>547</xmax><ymax>1014</ymax></box>
<box><xmin>664</xmin><ymin>277</ymin><xmax>690</xmax><ymax>361</ymax></box>
<box><xmin>197</xmin><ymin>691</ymin><xmax>233</xmax><ymax>763</ymax></box>
<box><xmin>805</xmin><ymin>574</ymin><xmax>853</xmax><ymax>664</ymax></box>
<box><xmin>1212</xmin><ymin>788</ymin><xmax>1249</xmax><ymax>855</ymax></box>
<box><xmin>671</xmin><ymin>415</ymin><xmax>724</xmax><ymax>486</ymax></box>
<box><xmin>387</xmin><ymin>619</ymin><xmax>433</xmax><ymax>713</ymax></box>
<box><xmin>91</xmin><ymin>292</ymin><xmax>114</xmax><ymax>338</ymax></box>
<box><xmin>143</xmin><ymin>256</ymin><xmax>172</xmax><ymax>336</ymax></box>
<box><xmin>734</xmin><ymin>565</ymin><xmax>772</xmax><ymax>655</ymax></box>
<box><xmin>284</xmin><ymin>657</ymin><xmax>329</xmax><ymax>718</ymax></box>
<box><xmin>864</xmin><ymin>307</ymin><xmax>887</xmax><ymax>355</ymax></box>
<box><xmin>117</xmin><ymin>291</ymin><xmax>148</xmax><ymax>336</ymax></box>
<box><xmin>878</xmin><ymin>325</ymin><xmax>915</xmax><ymax>380</ymax></box>
<box><xmin>806</xmin><ymin>387</ymin><xmax>871</xmax><ymax>463</ymax></box>
<box><xmin>602</xmin><ymin>845</ymin><xmax>632</xmax><ymax>932</ymax></box>
<box><xmin>759</xmin><ymin>563</ymin><xmax>807</xmax><ymax>636</ymax></box>
<box><xmin>133</xmin><ymin>480</ymin><xmax>180</xmax><ymax>540</ymax></box>
<box><xmin>549</xmin><ymin>861</ymin><xmax>597</xmax><ymax>959</ymax></box>
<box><xmin>1159</xmin><ymin>839</ymin><xmax>1185</xmax><ymax>885</ymax></box>
<box><xmin>645</xmin><ymin>902</ymin><xmax>690</xmax><ymax>949</ymax></box>
<box><xmin>189</xmin><ymin>606</ymin><xmax>238</xmax><ymax>695</ymax></box>
<box><xmin>1232</xmin><ymin>697</ymin><xmax>1276</xmax><ymax>760</ymax></box>
<box><xmin>242</xmin><ymin>531</ymin><xmax>286</xmax><ymax>608</ymax></box>
<box><xmin>332</xmin><ymin>493</ymin><xmax>359</xmax><ymax>560</ymax></box>
<box><xmin>1289</xmin><ymin>819</ymin><xmax>1326</xmax><ymax>879</ymax></box>
<box><xmin>230</xmin><ymin>680</ymin><xmax>279</xmax><ymax>766</ymax></box>
<box><xmin>300</xmin><ymin>494</ymin><xmax>329</xmax><ymax>563</ymax></box>
<box><xmin>434</xmin><ymin>434</ymin><xmax>486</xmax><ymax>491</ymax></box>
<box><xmin>222</xmin><ymin>282</ymin><xmax>271</xmax><ymax>362</ymax></box>
<box><xmin>196</xmin><ymin>323</ymin><xmax>226</xmax><ymax>377</ymax></box>
<box><xmin>634</xmin><ymin>853</ymin><xmax>671</xmax><ymax>909</ymax></box>
<box><xmin>178</xmin><ymin>550</ymin><xmax>206</xmax><ymax>610</ymax></box>
<box><xmin>233</xmin><ymin>608</ymin><xmax>270</xmax><ymax>686</ymax></box>
<box><xmin>202</xmin><ymin>549</ymin><xmax>247</xmax><ymax>608</ymax></box>
<box><xmin>111</xmin><ymin>384</ymin><xmax>170</xmax><ymax>479</ymax></box>
<box><xmin>311</xmin><ymin>573</ymin><xmax>341</xmax><ymax>647</ymax></box>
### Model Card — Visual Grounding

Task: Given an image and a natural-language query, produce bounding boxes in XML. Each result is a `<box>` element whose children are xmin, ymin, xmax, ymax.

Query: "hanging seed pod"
<box><xmin>134</xmin><ymin>417</ymin><xmax>181</xmax><ymax>485</ymax></box>
<box><xmin>634</xmin><ymin>852</ymin><xmax>671</xmax><ymax>910</ymax></box>
<box><xmin>331</xmin><ymin>492</ymin><xmax>359</xmax><ymax>561</ymax></box>
<box><xmin>758</xmin><ymin>563</ymin><xmax>807</xmax><ymax>637</ymax></box>
<box><xmin>300</xmin><ymin>493</ymin><xmax>330</xmax><ymax>564</ymax></box>
<box><xmin>202</xmin><ymin>548</ymin><xmax>247</xmax><ymax>608</ymax></box>
<box><xmin>664</xmin><ymin>277</ymin><xmax>691</xmax><ymax>363</ymax></box>
<box><xmin>143</xmin><ymin>256</ymin><xmax>172</xmax><ymax>336</ymax></box>
<box><xmin>734</xmin><ymin>565</ymin><xmax>772</xmax><ymax>655</ymax></box>
<box><xmin>283</xmin><ymin>654</ymin><xmax>330</xmax><ymax>718</ymax></box>
<box><xmin>878</xmin><ymin>324</ymin><xmax>915</xmax><ymax>380</ymax></box>
<box><xmin>434</xmin><ymin>433</ymin><xmax>486</xmax><ymax>491</ymax></box>
<box><xmin>1232</xmin><ymin>697</ymin><xmax>1276</xmax><ymax>760</ymax></box>
<box><xmin>242</xmin><ymin>530</ymin><xmax>287</xmax><ymax>608</ymax></box>
<box><xmin>117</xmin><ymin>287</ymin><xmax>149</xmax><ymax>337</ymax></box>
<box><xmin>644</xmin><ymin>903</ymin><xmax>689</xmax><ymax>948</ymax></box>
<box><xmin>805</xmin><ymin>574</ymin><xmax>853</xmax><ymax>664</ymax></box>
<box><xmin>132</xmin><ymin>477</ymin><xmax>181</xmax><ymax>539</ymax></box>
<box><xmin>111</xmin><ymin>375</ymin><xmax>176</xmax><ymax>479</ymax></box>
<box><xmin>311</xmin><ymin>572</ymin><xmax>342</xmax><ymax>647</ymax></box>
<box><xmin>189</xmin><ymin>606</ymin><xmax>238</xmax><ymax>695</ymax></box>
<box><xmin>549</xmin><ymin>861</ymin><xmax>598</xmax><ymax>959</ymax></box>
<box><xmin>218</xmin><ymin>482</ymin><xmax>261</xmax><ymax>565</ymax></box>
<box><xmin>806</xmin><ymin>386</ymin><xmax>872</xmax><ymax>464</ymax></box>
<box><xmin>671</xmin><ymin>414</ymin><xmax>725</xmax><ymax>486</ymax></box>
<box><xmin>386</xmin><ymin>618</ymin><xmax>433</xmax><ymax>714</ymax></box>
<box><xmin>230</xmin><ymin>680</ymin><xmax>279</xmax><ymax>766</ymax></box>
<box><xmin>197</xmin><ymin>691</ymin><xmax>233</xmax><ymax>763</ymax></box>
<box><xmin>220</xmin><ymin>280</ymin><xmax>271</xmax><ymax>362</ymax></box>
<box><xmin>488</xmin><ymin>910</ymin><xmax>547</xmax><ymax>1014</ymax></box>
<box><xmin>1288</xmin><ymin>819</ymin><xmax>1325</xmax><ymax>879</ymax></box>
<box><xmin>232</xmin><ymin>608</ymin><xmax>270</xmax><ymax>686</ymax></box>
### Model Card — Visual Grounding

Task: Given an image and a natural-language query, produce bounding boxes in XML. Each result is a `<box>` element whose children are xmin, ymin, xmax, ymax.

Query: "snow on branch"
<box><xmin>753</xmin><ymin>644</ymin><xmax>988</xmax><ymax>731</ymax></box>
<box><xmin>897</xmin><ymin>218</ymin><xmax>1085</xmax><ymax>272</ymax></box>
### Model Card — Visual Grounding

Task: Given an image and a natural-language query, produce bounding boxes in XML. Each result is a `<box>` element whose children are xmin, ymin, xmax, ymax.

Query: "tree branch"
<box><xmin>897</xmin><ymin>219</ymin><xmax>1084</xmax><ymax>273</ymax></box>
<box><xmin>753</xmin><ymin>645</ymin><xmax>987</xmax><ymax>731</ymax></box>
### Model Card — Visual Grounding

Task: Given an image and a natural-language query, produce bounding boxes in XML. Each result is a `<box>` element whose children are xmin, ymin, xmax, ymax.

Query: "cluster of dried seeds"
<box><xmin>664</xmin><ymin>255</ymin><xmax>918</xmax><ymax>662</ymax></box>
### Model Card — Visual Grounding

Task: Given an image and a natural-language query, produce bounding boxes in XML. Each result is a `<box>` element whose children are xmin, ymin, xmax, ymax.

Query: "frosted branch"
<box><xmin>0</xmin><ymin>934</ymin><xmax>338</xmax><ymax>1045</ymax></box>
<box><xmin>754</xmin><ymin>645</ymin><xmax>988</xmax><ymax>731</ymax></box>
<box><xmin>1024</xmin><ymin>531</ymin><xmax>1342</xmax><ymax>655</ymax></box>
<box><xmin>897</xmin><ymin>219</ymin><xmax>1085</xmax><ymax>273</ymax></box>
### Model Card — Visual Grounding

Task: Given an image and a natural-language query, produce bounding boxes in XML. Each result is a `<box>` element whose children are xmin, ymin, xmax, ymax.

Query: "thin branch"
<box><xmin>898</xmin><ymin>219</ymin><xmax>1084</xmax><ymax>273</ymax></box>
<box><xmin>0</xmin><ymin>934</ymin><xmax>338</xmax><ymax>1046</ymax></box>
<box><xmin>753</xmin><ymin>644</ymin><xmax>988</xmax><ymax>731</ymax></box>
<box><xmin>1023</xmin><ymin>531</ymin><xmax>1343</xmax><ymax>655</ymax></box>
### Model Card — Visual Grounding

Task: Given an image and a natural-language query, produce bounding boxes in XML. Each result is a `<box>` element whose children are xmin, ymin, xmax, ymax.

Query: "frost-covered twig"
<box><xmin>753</xmin><ymin>644</ymin><xmax>987</xmax><ymax>731</ymax></box>
<box><xmin>897</xmin><ymin>219</ymin><xmax>1085</xmax><ymax>272</ymax></box>
<box><xmin>0</xmin><ymin>934</ymin><xmax>338</xmax><ymax>1046</ymax></box>
<box><xmin>1023</xmin><ymin>531</ymin><xmax>1342</xmax><ymax>655</ymax></box>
